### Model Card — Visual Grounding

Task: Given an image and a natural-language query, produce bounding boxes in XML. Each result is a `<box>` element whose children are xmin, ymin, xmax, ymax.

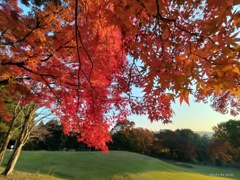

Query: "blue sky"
<box><xmin>129</xmin><ymin>97</ymin><xmax>240</xmax><ymax>132</ymax></box>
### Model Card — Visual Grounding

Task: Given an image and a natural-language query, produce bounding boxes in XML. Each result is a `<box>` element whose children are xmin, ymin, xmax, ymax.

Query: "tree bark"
<box><xmin>1</xmin><ymin>142</ymin><xmax>23</xmax><ymax>176</ymax></box>
<box><xmin>0</xmin><ymin>100</ymin><xmax>22</xmax><ymax>165</ymax></box>
<box><xmin>1</xmin><ymin>121</ymin><xmax>27</xmax><ymax>176</ymax></box>
<box><xmin>1</xmin><ymin>102</ymin><xmax>38</xmax><ymax>176</ymax></box>
<box><xmin>0</xmin><ymin>134</ymin><xmax>12</xmax><ymax>166</ymax></box>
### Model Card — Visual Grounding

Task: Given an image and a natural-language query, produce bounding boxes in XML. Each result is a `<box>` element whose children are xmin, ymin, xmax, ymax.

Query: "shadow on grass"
<box><xmin>2</xmin><ymin>151</ymin><xmax>240</xmax><ymax>180</ymax></box>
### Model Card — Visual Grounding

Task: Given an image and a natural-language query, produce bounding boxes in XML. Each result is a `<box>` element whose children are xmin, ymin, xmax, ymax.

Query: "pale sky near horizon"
<box><xmin>128</xmin><ymin>96</ymin><xmax>240</xmax><ymax>132</ymax></box>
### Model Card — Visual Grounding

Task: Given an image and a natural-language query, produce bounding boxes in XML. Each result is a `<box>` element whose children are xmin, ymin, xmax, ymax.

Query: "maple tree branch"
<box><xmin>1</xmin><ymin>62</ymin><xmax>69</xmax><ymax>98</ymax></box>
<box><xmin>90</xmin><ymin>89</ymin><xmax>96</xmax><ymax>118</ymax></box>
<box><xmin>41</xmin><ymin>41</ymin><xmax>70</xmax><ymax>62</ymax></box>
<box><xmin>73</xmin><ymin>1</ymin><xmax>101</xmax><ymax>114</ymax></box>
<box><xmin>0</xmin><ymin>79</ymin><xmax>10</xmax><ymax>86</ymax></box>
<box><xmin>127</xmin><ymin>60</ymin><xmax>135</xmax><ymax>93</ymax></box>
<box><xmin>74</xmin><ymin>1</ymin><xmax>99</xmax><ymax>116</ymax></box>
<box><xmin>0</xmin><ymin>76</ymin><xmax>32</xmax><ymax>86</ymax></box>
<box><xmin>136</xmin><ymin>0</ymin><xmax>146</xmax><ymax>9</ymax></box>
<box><xmin>1</xmin><ymin>61</ymin><xmax>62</xmax><ymax>83</ymax></box>
<box><xmin>190</xmin><ymin>51</ymin><xmax>219</xmax><ymax>66</ymax></box>
<box><xmin>0</xmin><ymin>8</ymin><xmax>65</xmax><ymax>47</ymax></box>
<box><xmin>1</xmin><ymin>61</ymin><xmax>25</xmax><ymax>66</ymax></box>
<box><xmin>133</xmin><ymin>61</ymin><xmax>144</xmax><ymax>78</ymax></box>
<box><xmin>75</xmin><ymin>26</ymin><xmax>94</xmax><ymax>82</ymax></box>
<box><xmin>136</xmin><ymin>0</ymin><xmax>215</xmax><ymax>49</ymax></box>
<box><xmin>75</xmin><ymin>0</ymin><xmax>83</xmax><ymax>113</ymax></box>
<box><xmin>155</xmin><ymin>0</ymin><xmax>161</xmax><ymax>18</ymax></box>
<box><xmin>38</xmin><ymin>8</ymin><xmax>65</xmax><ymax>28</ymax></box>
<box><xmin>1</xmin><ymin>59</ymin><xmax>82</xmax><ymax>89</ymax></box>
<box><xmin>40</xmin><ymin>75</ymin><xmax>62</xmax><ymax>106</ymax></box>
<box><xmin>79</xmin><ymin>44</ymin><xmax>94</xmax><ymax>79</ymax></box>
<box><xmin>154</xmin><ymin>1</ymin><xmax>216</xmax><ymax>46</ymax></box>
<box><xmin>0</xmin><ymin>19</ymin><xmax>40</xmax><ymax>47</ymax></box>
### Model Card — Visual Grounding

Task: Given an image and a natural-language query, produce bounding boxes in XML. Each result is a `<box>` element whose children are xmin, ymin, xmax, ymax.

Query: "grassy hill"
<box><xmin>0</xmin><ymin>151</ymin><xmax>239</xmax><ymax>180</ymax></box>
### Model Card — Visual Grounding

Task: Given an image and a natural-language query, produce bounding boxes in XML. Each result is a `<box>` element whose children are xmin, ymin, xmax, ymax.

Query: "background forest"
<box><xmin>2</xmin><ymin>117</ymin><xmax>239</xmax><ymax>168</ymax></box>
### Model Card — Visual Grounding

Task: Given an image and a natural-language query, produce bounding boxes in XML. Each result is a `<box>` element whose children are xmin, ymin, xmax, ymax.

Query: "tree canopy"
<box><xmin>0</xmin><ymin>0</ymin><xmax>239</xmax><ymax>150</ymax></box>
<box><xmin>213</xmin><ymin>119</ymin><xmax>240</xmax><ymax>154</ymax></box>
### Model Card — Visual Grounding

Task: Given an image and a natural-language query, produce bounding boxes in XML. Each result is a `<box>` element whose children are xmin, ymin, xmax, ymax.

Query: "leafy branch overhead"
<box><xmin>0</xmin><ymin>0</ymin><xmax>239</xmax><ymax>151</ymax></box>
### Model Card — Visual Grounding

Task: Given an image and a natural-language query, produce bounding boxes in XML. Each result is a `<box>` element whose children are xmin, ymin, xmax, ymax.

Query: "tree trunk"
<box><xmin>1</xmin><ymin>142</ymin><xmax>23</xmax><ymax>176</ymax></box>
<box><xmin>1</xmin><ymin>122</ymin><xmax>27</xmax><ymax>176</ymax></box>
<box><xmin>1</xmin><ymin>103</ymin><xmax>37</xmax><ymax>176</ymax></box>
<box><xmin>0</xmin><ymin>134</ymin><xmax>12</xmax><ymax>166</ymax></box>
<box><xmin>0</xmin><ymin>116</ymin><xmax>18</xmax><ymax>165</ymax></box>
<box><xmin>0</xmin><ymin>100</ymin><xmax>22</xmax><ymax>165</ymax></box>
<box><xmin>1</xmin><ymin>102</ymin><xmax>39</xmax><ymax>176</ymax></box>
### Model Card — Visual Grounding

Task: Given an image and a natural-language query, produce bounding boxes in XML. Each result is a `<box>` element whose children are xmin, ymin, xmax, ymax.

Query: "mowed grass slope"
<box><xmin>0</xmin><ymin>151</ymin><xmax>239</xmax><ymax>180</ymax></box>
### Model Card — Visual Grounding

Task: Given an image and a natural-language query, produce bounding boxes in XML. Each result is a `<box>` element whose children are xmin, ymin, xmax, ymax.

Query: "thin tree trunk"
<box><xmin>1</xmin><ymin>142</ymin><xmax>23</xmax><ymax>176</ymax></box>
<box><xmin>1</xmin><ymin>121</ymin><xmax>27</xmax><ymax>176</ymax></box>
<box><xmin>2</xmin><ymin>102</ymin><xmax>38</xmax><ymax>176</ymax></box>
<box><xmin>0</xmin><ymin>134</ymin><xmax>12</xmax><ymax>165</ymax></box>
<box><xmin>0</xmin><ymin>100</ymin><xmax>21</xmax><ymax>165</ymax></box>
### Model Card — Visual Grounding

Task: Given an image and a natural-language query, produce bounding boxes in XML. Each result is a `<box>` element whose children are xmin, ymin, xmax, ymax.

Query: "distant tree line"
<box><xmin>108</xmin><ymin>120</ymin><xmax>240</xmax><ymax>167</ymax></box>
<box><xmin>109</xmin><ymin>120</ymin><xmax>240</xmax><ymax>167</ymax></box>
<box><xmin>1</xmin><ymin>108</ymin><xmax>240</xmax><ymax>167</ymax></box>
<box><xmin>108</xmin><ymin>120</ymin><xmax>209</xmax><ymax>162</ymax></box>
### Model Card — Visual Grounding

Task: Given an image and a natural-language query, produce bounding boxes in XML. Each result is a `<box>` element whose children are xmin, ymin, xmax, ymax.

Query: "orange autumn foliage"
<box><xmin>0</xmin><ymin>0</ymin><xmax>239</xmax><ymax>150</ymax></box>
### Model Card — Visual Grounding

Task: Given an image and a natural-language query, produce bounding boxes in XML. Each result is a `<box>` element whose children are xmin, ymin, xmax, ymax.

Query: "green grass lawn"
<box><xmin>0</xmin><ymin>150</ymin><xmax>239</xmax><ymax>180</ymax></box>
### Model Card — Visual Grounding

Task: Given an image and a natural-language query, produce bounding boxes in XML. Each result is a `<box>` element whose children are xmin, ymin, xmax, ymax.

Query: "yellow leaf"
<box><xmin>179</xmin><ymin>95</ymin><xmax>190</xmax><ymax>106</ymax></box>
<box><xmin>196</xmin><ymin>80</ymin><xmax>203</xmax><ymax>90</ymax></box>
<box><xmin>232</xmin><ymin>66</ymin><xmax>240</xmax><ymax>75</ymax></box>
<box><xmin>222</xmin><ymin>65</ymin><xmax>232</xmax><ymax>72</ymax></box>
<box><xmin>214</xmin><ymin>85</ymin><xmax>221</xmax><ymax>96</ymax></box>
<box><xmin>202</xmin><ymin>85</ymin><xmax>212</xmax><ymax>94</ymax></box>
<box><xmin>165</xmin><ymin>93</ymin><xmax>175</xmax><ymax>102</ymax></box>
<box><xmin>217</xmin><ymin>69</ymin><xmax>224</xmax><ymax>77</ymax></box>
<box><xmin>178</xmin><ymin>89</ymin><xmax>190</xmax><ymax>106</ymax></box>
